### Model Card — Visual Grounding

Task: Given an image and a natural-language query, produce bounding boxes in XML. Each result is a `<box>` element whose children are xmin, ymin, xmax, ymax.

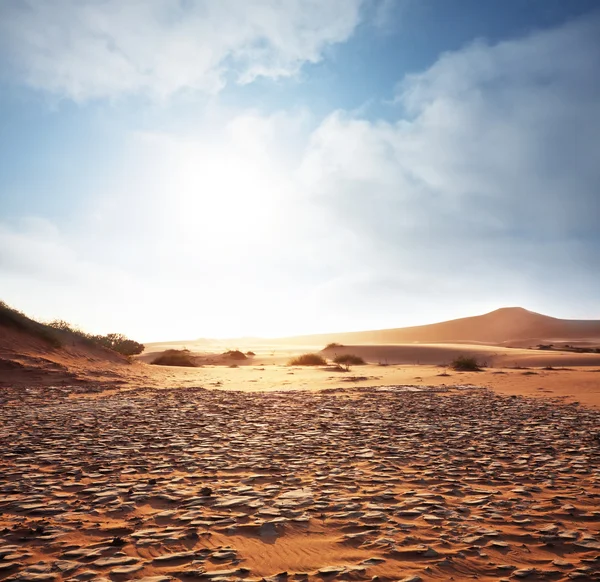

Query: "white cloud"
<box><xmin>0</xmin><ymin>0</ymin><xmax>364</xmax><ymax>101</ymax></box>
<box><xmin>296</xmin><ymin>12</ymin><xmax>600</xmax><ymax>316</ymax></box>
<box><xmin>2</xmin><ymin>13</ymin><xmax>599</xmax><ymax>338</ymax></box>
<box><xmin>302</xmin><ymin>14</ymin><xmax>600</xmax><ymax>240</ymax></box>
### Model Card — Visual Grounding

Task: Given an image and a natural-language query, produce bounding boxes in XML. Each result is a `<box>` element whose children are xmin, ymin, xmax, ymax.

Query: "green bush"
<box><xmin>288</xmin><ymin>353</ymin><xmax>327</xmax><ymax>366</ymax></box>
<box><xmin>450</xmin><ymin>355</ymin><xmax>482</xmax><ymax>371</ymax></box>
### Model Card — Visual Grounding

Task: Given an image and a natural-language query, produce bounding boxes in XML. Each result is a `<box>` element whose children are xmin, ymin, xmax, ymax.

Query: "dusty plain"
<box><xmin>2</xmin><ymin>319</ymin><xmax>600</xmax><ymax>581</ymax></box>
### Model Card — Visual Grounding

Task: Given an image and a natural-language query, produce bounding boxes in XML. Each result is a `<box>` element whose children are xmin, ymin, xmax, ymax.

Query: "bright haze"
<box><xmin>0</xmin><ymin>1</ymin><xmax>599</xmax><ymax>341</ymax></box>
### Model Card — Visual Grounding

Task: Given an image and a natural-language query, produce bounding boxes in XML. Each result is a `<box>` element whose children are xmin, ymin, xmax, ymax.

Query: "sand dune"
<box><xmin>0</xmin><ymin>317</ymin><xmax>129</xmax><ymax>387</ymax></box>
<box><xmin>280</xmin><ymin>307</ymin><xmax>600</xmax><ymax>347</ymax></box>
<box><xmin>321</xmin><ymin>343</ymin><xmax>600</xmax><ymax>367</ymax></box>
<box><xmin>143</xmin><ymin>307</ymin><xmax>600</xmax><ymax>358</ymax></box>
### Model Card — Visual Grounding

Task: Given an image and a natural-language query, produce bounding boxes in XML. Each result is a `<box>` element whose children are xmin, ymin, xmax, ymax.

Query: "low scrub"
<box><xmin>91</xmin><ymin>333</ymin><xmax>144</xmax><ymax>356</ymax></box>
<box><xmin>324</xmin><ymin>342</ymin><xmax>344</xmax><ymax>349</ymax></box>
<box><xmin>333</xmin><ymin>354</ymin><xmax>366</xmax><ymax>366</ymax></box>
<box><xmin>288</xmin><ymin>353</ymin><xmax>327</xmax><ymax>366</ymax></box>
<box><xmin>223</xmin><ymin>350</ymin><xmax>247</xmax><ymax>360</ymax></box>
<box><xmin>152</xmin><ymin>349</ymin><xmax>197</xmax><ymax>367</ymax></box>
<box><xmin>0</xmin><ymin>301</ymin><xmax>62</xmax><ymax>348</ymax></box>
<box><xmin>1</xmin><ymin>300</ymin><xmax>144</xmax><ymax>356</ymax></box>
<box><xmin>48</xmin><ymin>320</ymin><xmax>143</xmax><ymax>355</ymax></box>
<box><xmin>450</xmin><ymin>355</ymin><xmax>482</xmax><ymax>371</ymax></box>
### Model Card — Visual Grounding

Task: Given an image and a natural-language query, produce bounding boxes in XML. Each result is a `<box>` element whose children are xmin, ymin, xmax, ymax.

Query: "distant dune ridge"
<box><xmin>3</xmin><ymin>304</ymin><xmax>600</xmax><ymax>387</ymax></box>
<box><xmin>139</xmin><ymin>306</ymin><xmax>600</xmax><ymax>370</ymax></box>
<box><xmin>282</xmin><ymin>307</ymin><xmax>600</xmax><ymax>348</ymax></box>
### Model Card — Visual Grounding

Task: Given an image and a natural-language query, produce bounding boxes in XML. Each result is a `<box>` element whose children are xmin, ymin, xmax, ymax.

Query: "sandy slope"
<box><xmin>275</xmin><ymin>307</ymin><xmax>600</xmax><ymax>347</ymax></box>
<box><xmin>0</xmin><ymin>324</ymin><xmax>129</xmax><ymax>387</ymax></box>
<box><xmin>144</xmin><ymin>307</ymin><xmax>600</xmax><ymax>349</ymax></box>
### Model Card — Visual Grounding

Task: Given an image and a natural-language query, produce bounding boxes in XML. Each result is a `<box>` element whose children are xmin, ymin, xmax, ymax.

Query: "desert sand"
<box><xmin>1</xmin><ymin>308</ymin><xmax>600</xmax><ymax>581</ymax></box>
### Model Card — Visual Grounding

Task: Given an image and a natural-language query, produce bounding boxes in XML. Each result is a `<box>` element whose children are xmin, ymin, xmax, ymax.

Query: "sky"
<box><xmin>0</xmin><ymin>0</ymin><xmax>599</xmax><ymax>341</ymax></box>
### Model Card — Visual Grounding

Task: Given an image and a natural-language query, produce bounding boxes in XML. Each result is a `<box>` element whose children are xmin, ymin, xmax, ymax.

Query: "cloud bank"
<box><xmin>298</xmin><ymin>13</ymin><xmax>600</xmax><ymax>311</ymax></box>
<box><xmin>0</xmin><ymin>0</ymin><xmax>364</xmax><ymax>100</ymax></box>
<box><xmin>1</xmin><ymin>11</ymin><xmax>599</xmax><ymax>337</ymax></box>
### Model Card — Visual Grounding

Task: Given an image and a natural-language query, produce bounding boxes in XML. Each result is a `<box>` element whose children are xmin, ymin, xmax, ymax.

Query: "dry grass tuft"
<box><xmin>288</xmin><ymin>353</ymin><xmax>327</xmax><ymax>366</ymax></box>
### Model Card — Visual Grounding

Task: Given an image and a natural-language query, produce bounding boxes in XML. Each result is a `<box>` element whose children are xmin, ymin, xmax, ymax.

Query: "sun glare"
<box><xmin>169</xmin><ymin>144</ymin><xmax>279</xmax><ymax>250</ymax></box>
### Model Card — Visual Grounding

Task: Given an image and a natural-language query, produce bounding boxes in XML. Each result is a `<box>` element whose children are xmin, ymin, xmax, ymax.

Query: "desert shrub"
<box><xmin>0</xmin><ymin>301</ymin><xmax>145</xmax><ymax>354</ymax></box>
<box><xmin>450</xmin><ymin>355</ymin><xmax>482</xmax><ymax>371</ymax></box>
<box><xmin>333</xmin><ymin>354</ymin><xmax>366</xmax><ymax>366</ymax></box>
<box><xmin>152</xmin><ymin>349</ymin><xmax>197</xmax><ymax>367</ymax></box>
<box><xmin>47</xmin><ymin>319</ymin><xmax>98</xmax><ymax>346</ymax></box>
<box><xmin>324</xmin><ymin>342</ymin><xmax>344</xmax><ymax>349</ymax></box>
<box><xmin>326</xmin><ymin>363</ymin><xmax>348</xmax><ymax>372</ymax></box>
<box><xmin>288</xmin><ymin>353</ymin><xmax>327</xmax><ymax>366</ymax></box>
<box><xmin>93</xmin><ymin>333</ymin><xmax>144</xmax><ymax>356</ymax></box>
<box><xmin>223</xmin><ymin>350</ymin><xmax>247</xmax><ymax>360</ymax></box>
<box><xmin>47</xmin><ymin>319</ymin><xmax>78</xmax><ymax>332</ymax></box>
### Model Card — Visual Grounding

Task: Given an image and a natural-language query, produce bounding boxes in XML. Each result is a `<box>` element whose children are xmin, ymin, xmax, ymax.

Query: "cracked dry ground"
<box><xmin>1</xmin><ymin>384</ymin><xmax>599</xmax><ymax>582</ymax></box>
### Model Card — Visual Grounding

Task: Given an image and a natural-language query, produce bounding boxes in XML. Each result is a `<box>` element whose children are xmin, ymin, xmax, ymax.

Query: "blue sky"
<box><xmin>0</xmin><ymin>0</ymin><xmax>599</xmax><ymax>340</ymax></box>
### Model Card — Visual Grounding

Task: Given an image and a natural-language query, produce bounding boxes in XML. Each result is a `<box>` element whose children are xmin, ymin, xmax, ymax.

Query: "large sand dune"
<box><xmin>279</xmin><ymin>307</ymin><xmax>600</xmax><ymax>347</ymax></box>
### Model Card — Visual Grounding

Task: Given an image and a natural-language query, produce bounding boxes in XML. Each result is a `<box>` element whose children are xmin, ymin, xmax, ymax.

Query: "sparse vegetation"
<box><xmin>288</xmin><ymin>353</ymin><xmax>327</xmax><ymax>366</ymax></box>
<box><xmin>151</xmin><ymin>349</ymin><xmax>197</xmax><ymax>367</ymax></box>
<box><xmin>47</xmin><ymin>320</ymin><xmax>144</xmax><ymax>355</ymax></box>
<box><xmin>543</xmin><ymin>343</ymin><xmax>600</xmax><ymax>354</ymax></box>
<box><xmin>324</xmin><ymin>342</ymin><xmax>344</xmax><ymax>349</ymax></box>
<box><xmin>325</xmin><ymin>363</ymin><xmax>348</xmax><ymax>372</ymax></box>
<box><xmin>1</xmin><ymin>301</ymin><xmax>146</xmax><ymax>357</ymax></box>
<box><xmin>450</xmin><ymin>355</ymin><xmax>482</xmax><ymax>371</ymax></box>
<box><xmin>46</xmin><ymin>319</ymin><xmax>97</xmax><ymax>346</ymax></box>
<box><xmin>333</xmin><ymin>354</ymin><xmax>366</xmax><ymax>366</ymax></box>
<box><xmin>92</xmin><ymin>333</ymin><xmax>144</xmax><ymax>356</ymax></box>
<box><xmin>0</xmin><ymin>301</ymin><xmax>62</xmax><ymax>347</ymax></box>
<box><xmin>223</xmin><ymin>350</ymin><xmax>247</xmax><ymax>360</ymax></box>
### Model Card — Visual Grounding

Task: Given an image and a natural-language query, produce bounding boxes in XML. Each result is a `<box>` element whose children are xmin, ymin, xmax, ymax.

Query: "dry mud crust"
<box><xmin>0</xmin><ymin>384</ymin><xmax>599</xmax><ymax>581</ymax></box>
